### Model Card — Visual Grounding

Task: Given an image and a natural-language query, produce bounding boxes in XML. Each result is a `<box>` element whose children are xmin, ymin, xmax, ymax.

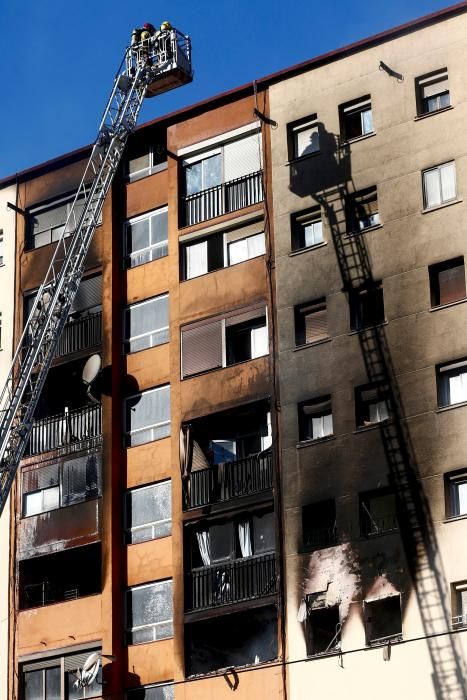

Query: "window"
<box><xmin>185</xmin><ymin>149</ymin><xmax>222</xmax><ymax>196</ymax></box>
<box><xmin>0</xmin><ymin>230</ymin><xmax>3</xmax><ymax>265</ymax></box>
<box><xmin>416</xmin><ymin>69</ymin><xmax>450</xmax><ymax>115</ymax></box>
<box><xmin>437</xmin><ymin>359</ymin><xmax>467</xmax><ymax>407</ymax></box>
<box><xmin>288</xmin><ymin>115</ymin><xmax>320</xmax><ymax>160</ymax></box>
<box><xmin>126</xmin><ymin>682</ymin><xmax>174</xmax><ymax>700</ymax></box>
<box><xmin>181</xmin><ymin>219</ymin><xmax>265</xmax><ymax>280</ymax></box>
<box><xmin>429</xmin><ymin>257</ymin><xmax>466</xmax><ymax>307</ymax></box>
<box><xmin>349</xmin><ymin>282</ymin><xmax>385</xmax><ymax>331</ymax></box>
<box><xmin>124</xmin><ymin>385</ymin><xmax>170</xmax><ymax>447</ymax></box>
<box><xmin>360</xmin><ymin>489</ymin><xmax>398</xmax><ymax>537</ymax></box>
<box><xmin>124</xmin><ymin>293</ymin><xmax>169</xmax><ymax>353</ymax></box>
<box><xmin>452</xmin><ymin>581</ymin><xmax>467</xmax><ymax>630</ymax></box>
<box><xmin>291</xmin><ymin>208</ymin><xmax>323</xmax><ymax>251</ymax></box>
<box><xmin>125</xmin><ymin>579</ymin><xmax>173</xmax><ymax>645</ymax></box>
<box><xmin>126</xmin><ymin>143</ymin><xmax>167</xmax><ymax>182</ymax></box>
<box><xmin>298</xmin><ymin>396</ymin><xmax>333</xmax><ymax>442</ymax></box>
<box><xmin>339</xmin><ymin>96</ymin><xmax>373</xmax><ymax>141</ymax></box>
<box><xmin>346</xmin><ymin>186</ymin><xmax>380</xmax><ymax>232</ymax></box>
<box><xmin>125</xmin><ymin>480</ymin><xmax>172</xmax><ymax>544</ymax></box>
<box><xmin>423</xmin><ymin>161</ymin><xmax>456</xmax><ymax>209</ymax></box>
<box><xmin>124</xmin><ymin>206</ymin><xmax>168</xmax><ymax>268</ymax></box>
<box><xmin>21</xmin><ymin>648</ymin><xmax>102</xmax><ymax>699</ymax></box>
<box><xmin>295</xmin><ymin>299</ymin><xmax>328</xmax><ymax>346</ymax></box>
<box><xmin>445</xmin><ymin>470</ymin><xmax>467</xmax><ymax>518</ymax></box>
<box><xmin>364</xmin><ymin>595</ymin><xmax>402</xmax><ymax>645</ymax></box>
<box><xmin>355</xmin><ymin>383</ymin><xmax>390</xmax><ymax>428</ymax></box>
<box><xmin>305</xmin><ymin>604</ymin><xmax>341</xmax><ymax>656</ymax></box>
<box><xmin>22</xmin><ymin>452</ymin><xmax>101</xmax><ymax>517</ymax></box>
<box><xmin>302</xmin><ymin>499</ymin><xmax>337</xmax><ymax>549</ymax></box>
<box><xmin>181</xmin><ymin>305</ymin><xmax>268</xmax><ymax>378</ymax></box>
<box><xmin>27</xmin><ymin>192</ymin><xmax>101</xmax><ymax>250</ymax></box>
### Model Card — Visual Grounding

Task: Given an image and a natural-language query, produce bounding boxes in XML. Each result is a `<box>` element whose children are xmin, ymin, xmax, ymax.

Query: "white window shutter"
<box><xmin>223</xmin><ymin>133</ymin><xmax>262</xmax><ymax>181</ymax></box>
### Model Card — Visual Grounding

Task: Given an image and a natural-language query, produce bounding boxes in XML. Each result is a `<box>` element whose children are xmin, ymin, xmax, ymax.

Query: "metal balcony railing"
<box><xmin>303</xmin><ymin>525</ymin><xmax>337</xmax><ymax>550</ymax></box>
<box><xmin>186</xmin><ymin>552</ymin><xmax>277</xmax><ymax>612</ymax></box>
<box><xmin>55</xmin><ymin>310</ymin><xmax>102</xmax><ymax>358</ymax></box>
<box><xmin>181</xmin><ymin>170</ymin><xmax>264</xmax><ymax>227</ymax></box>
<box><xmin>26</xmin><ymin>404</ymin><xmax>102</xmax><ymax>457</ymax></box>
<box><xmin>187</xmin><ymin>451</ymin><xmax>273</xmax><ymax>510</ymax></box>
<box><xmin>361</xmin><ymin>513</ymin><xmax>398</xmax><ymax>538</ymax></box>
<box><xmin>23</xmin><ymin>581</ymin><xmax>80</xmax><ymax>609</ymax></box>
<box><xmin>452</xmin><ymin>614</ymin><xmax>467</xmax><ymax>630</ymax></box>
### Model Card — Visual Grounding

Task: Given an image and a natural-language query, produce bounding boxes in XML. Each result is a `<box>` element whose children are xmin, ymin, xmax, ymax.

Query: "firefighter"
<box><xmin>138</xmin><ymin>23</ymin><xmax>156</xmax><ymax>67</ymax></box>
<box><xmin>156</xmin><ymin>21</ymin><xmax>173</xmax><ymax>60</ymax></box>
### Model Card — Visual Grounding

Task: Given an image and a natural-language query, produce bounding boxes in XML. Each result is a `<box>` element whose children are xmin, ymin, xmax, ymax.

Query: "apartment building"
<box><xmin>4</xmin><ymin>3</ymin><xmax>467</xmax><ymax>699</ymax></box>
<box><xmin>269</xmin><ymin>4</ymin><xmax>467</xmax><ymax>699</ymax></box>
<box><xmin>0</xmin><ymin>182</ymin><xmax>17</xmax><ymax>700</ymax></box>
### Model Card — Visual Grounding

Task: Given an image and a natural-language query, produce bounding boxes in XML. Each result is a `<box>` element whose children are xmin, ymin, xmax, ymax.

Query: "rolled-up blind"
<box><xmin>224</xmin><ymin>133</ymin><xmax>262</xmax><ymax>181</ymax></box>
<box><xmin>23</xmin><ymin>463</ymin><xmax>59</xmax><ymax>494</ymax></box>
<box><xmin>71</xmin><ymin>274</ymin><xmax>102</xmax><ymax>313</ymax></box>
<box><xmin>181</xmin><ymin>319</ymin><xmax>223</xmax><ymax>377</ymax></box>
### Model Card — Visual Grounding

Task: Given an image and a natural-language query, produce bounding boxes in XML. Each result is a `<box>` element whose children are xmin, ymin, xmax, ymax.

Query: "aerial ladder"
<box><xmin>0</xmin><ymin>27</ymin><xmax>193</xmax><ymax>517</ymax></box>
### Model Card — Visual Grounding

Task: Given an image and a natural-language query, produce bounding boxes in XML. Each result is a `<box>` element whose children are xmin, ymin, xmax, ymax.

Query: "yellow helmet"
<box><xmin>160</xmin><ymin>21</ymin><xmax>172</xmax><ymax>31</ymax></box>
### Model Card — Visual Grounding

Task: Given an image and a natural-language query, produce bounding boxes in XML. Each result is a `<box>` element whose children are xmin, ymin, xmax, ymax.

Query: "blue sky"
<box><xmin>0</xmin><ymin>0</ymin><xmax>457</xmax><ymax>179</ymax></box>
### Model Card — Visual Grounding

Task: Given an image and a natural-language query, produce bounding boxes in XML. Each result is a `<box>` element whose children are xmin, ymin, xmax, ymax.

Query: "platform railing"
<box><xmin>26</xmin><ymin>404</ymin><xmax>102</xmax><ymax>457</ymax></box>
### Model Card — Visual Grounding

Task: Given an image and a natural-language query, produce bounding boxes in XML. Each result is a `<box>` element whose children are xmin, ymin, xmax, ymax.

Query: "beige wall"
<box><xmin>0</xmin><ymin>183</ymin><xmax>17</xmax><ymax>700</ymax></box>
<box><xmin>269</xmin><ymin>11</ymin><xmax>467</xmax><ymax>698</ymax></box>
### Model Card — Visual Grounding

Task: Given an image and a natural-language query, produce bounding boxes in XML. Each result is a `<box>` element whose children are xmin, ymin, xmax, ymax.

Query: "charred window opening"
<box><xmin>302</xmin><ymin>499</ymin><xmax>337</xmax><ymax>550</ymax></box>
<box><xmin>429</xmin><ymin>257</ymin><xmax>466</xmax><ymax>308</ymax></box>
<box><xmin>125</xmin><ymin>682</ymin><xmax>174</xmax><ymax>700</ymax></box>
<box><xmin>349</xmin><ymin>282</ymin><xmax>385</xmax><ymax>331</ymax></box>
<box><xmin>19</xmin><ymin>543</ymin><xmax>101</xmax><ymax>610</ymax></box>
<box><xmin>360</xmin><ymin>489</ymin><xmax>398</xmax><ymax>537</ymax></box>
<box><xmin>185</xmin><ymin>509</ymin><xmax>276</xmax><ymax>611</ymax></box>
<box><xmin>305</xmin><ymin>603</ymin><xmax>341</xmax><ymax>656</ymax></box>
<box><xmin>365</xmin><ymin>595</ymin><xmax>402</xmax><ymax>645</ymax></box>
<box><xmin>182</xmin><ymin>400</ymin><xmax>273</xmax><ymax>509</ymax></box>
<box><xmin>34</xmin><ymin>356</ymin><xmax>99</xmax><ymax>421</ymax></box>
<box><xmin>355</xmin><ymin>383</ymin><xmax>390</xmax><ymax>429</ymax></box>
<box><xmin>185</xmin><ymin>605</ymin><xmax>277</xmax><ymax>676</ymax></box>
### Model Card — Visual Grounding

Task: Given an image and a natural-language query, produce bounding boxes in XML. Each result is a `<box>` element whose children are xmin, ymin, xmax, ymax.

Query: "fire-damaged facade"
<box><xmin>3</xmin><ymin>4</ymin><xmax>467</xmax><ymax>700</ymax></box>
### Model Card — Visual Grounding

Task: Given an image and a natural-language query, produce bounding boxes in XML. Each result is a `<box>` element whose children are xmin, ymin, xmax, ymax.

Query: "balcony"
<box><xmin>55</xmin><ymin>310</ymin><xmax>102</xmax><ymax>359</ymax></box>
<box><xmin>188</xmin><ymin>451</ymin><xmax>272</xmax><ymax>509</ymax></box>
<box><xmin>185</xmin><ymin>552</ymin><xmax>277</xmax><ymax>612</ymax></box>
<box><xmin>303</xmin><ymin>525</ymin><xmax>338</xmax><ymax>550</ymax></box>
<box><xmin>181</xmin><ymin>170</ymin><xmax>264</xmax><ymax>227</ymax></box>
<box><xmin>26</xmin><ymin>404</ymin><xmax>102</xmax><ymax>457</ymax></box>
<box><xmin>360</xmin><ymin>513</ymin><xmax>398</xmax><ymax>538</ymax></box>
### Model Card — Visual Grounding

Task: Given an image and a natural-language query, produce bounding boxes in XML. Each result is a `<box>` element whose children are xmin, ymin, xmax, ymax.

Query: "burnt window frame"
<box><xmin>298</xmin><ymin>395</ymin><xmax>333</xmax><ymax>443</ymax></box>
<box><xmin>302</xmin><ymin>499</ymin><xmax>337</xmax><ymax>551</ymax></box>
<box><xmin>287</xmin><ymin>114</ymin><xmax>320</xmax><ymax>161</ymax></box>
<box><xmin>305</xmin><ymin>602</ymin><xmax>341</xmax><ymax>656</ymax></box>
<box><xmin>415</xmin><ymin>68</ymin><xmax>450</xmax><ymax>116</ymax></box>
<box><xmin>359</xmin><ymin>488</ymin><xmax>398</xmax><ymax>538</ymax></box>
<box><xmin>364</xmin><ymin>595</ymin><xmax>403</xmax><ymax>646</ymax></box>
<box><xmin>291</xmin><ymin>207</ymin><xmax>324</xmax><ymax>252</ymax></box>
<box><xmin>429</xmin><ymin>257</ymin><xmax>466</xmax><ymax>308</ymax></box>
<box><xmin>339</xmin><ymin>95</ymin><xmax>373</xmax><ymax>142</ymax></box>
<box><xmin>349</xmin><ymin>281</ymin><xmax>385</xmax><ymax>331</ymax></box>
<box><xmin>346</xmin><ymin>186</ymin><xmax>380</xmax><ymax>233</ymax></box>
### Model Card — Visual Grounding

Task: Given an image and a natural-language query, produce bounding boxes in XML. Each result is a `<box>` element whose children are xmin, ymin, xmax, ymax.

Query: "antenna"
<box><xmin>74</xmin><ymin>652</ymin><xmax>101</xmax><ymax>689</ymax></box>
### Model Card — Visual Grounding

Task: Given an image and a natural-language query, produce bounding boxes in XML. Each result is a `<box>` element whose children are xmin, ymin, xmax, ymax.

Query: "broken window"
<box><xmin>294</xmin><ymin>298</ymin><xmax>328</xmax><ymax>346</ymax></box>
<box><xmin>429</xmin><ymin>257</ymin><xmax>466</xmax><ymax>307</ymax></box>
<box><xmin>305</xmin><ymin>603</ymin><xmax>341</xmax><ymax>656</ymax></box>
<box><xmin>125</xmin><ymin>579</ymin><xmax>173</xmax><ymax>645</ymax></box>
<box><xmin>416</xmin><ymin>69</ymin><xmax>450</xmax><ymax>115</ymax></box>
<box><xmin>302</xmin><ymin>499</ymin><xmax>337</xmax><ymax>549</ymax></box>
<box><xmin>298</xmin><ymin>396</ymin><xmax>333</xmax><ymax>442</ymax></box>
<box><xmin>124</xmin><ymin>385</ymin><xmax>170</xmax><ymax>447</ymax></box>
<box><xmin>19</xmin><ymin>543</ymin><xmax>101</xmax><ymax>609</ymax></box>
<box><xmin>340</xmin><ymin>96</ymin><xmax>373</xmax><ymax>141</ymax></box>
<box><xmin>355</xmin><ymin>383</ymin><xmax>390</xmax><ymax>429</ymax></box>
<box><xmin>365</xmin><ymin>595</ymin><xmax>402</xmax><ymax>645</ymax></box>
<box><xmin>360</xmin><ymin>489</ymin><xmax>398</xmax><ymax>537</ymax></box>
<box><xmin>181</xmin><ymin>305</ymin><xmax>268</xmax><ymax>378</ymax></box>
<box><xmin>125</xmin><ymin>683</ymin><xmax>174</xmax><ymax>700</ymax></box>
<box><xmin>185</xmin><ymin>605</ymin><xmax>277</xmax><ymax>675</ymax></box>
<box><xmin>124</xmin><ymin>206</ymin><xmax>168</xmax><ymax>268</ymax></box>
<box><xmin>124</xmin><ymin>293</ymin><xmax>169</xmax><ymax>353</ymax></box>
<box><xmin>349</xmin><ymin>282</ymin><xmax>385</xmax><ymax>331</ymax></box>
<box><xmin>125</xmin><ymin>480</ymin><xmax>172</xmax><ymax>544</ymax></box>
<box><xmin>346</xmin><ymin>186</ymin><xmax>380</xmax><ymax>232</ymax></box>
<box><xmin>21</xmin><ymin>648</ymin><xmax>102</xmax><ymax>700</ymax></box>
<box><xmin>452</xmin><ymin>581</ymin><xmax>467</xmax><ymax>630</ymax></box>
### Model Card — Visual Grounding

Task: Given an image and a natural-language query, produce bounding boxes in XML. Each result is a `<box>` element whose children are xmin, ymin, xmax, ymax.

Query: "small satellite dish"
<box><xmin>82</xmin><ymin>354</ymin><xmax>102</xmax><ymax>386</ymax></box>
<box><xmin>74</xmin><ymin>652</ymin><xmax>101</xmax><ymax>689</ymax></box>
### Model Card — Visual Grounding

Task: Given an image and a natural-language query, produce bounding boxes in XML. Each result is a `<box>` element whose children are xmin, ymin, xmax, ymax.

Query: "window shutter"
<box><xmin>223</xmin><ymin>133</ymin><xmax>262</xmax><ymax>181</ymax></box>
<box><xmin>63</xmin><ymin>650</ymin><xmax>100</xmax><ymax>672</ymax></box>
<box><xmin>181</xmin><ymin>319</ymin><xmax>223</xmax><ymax>377</ymax></box>
<box><xmin>225</xmin><ymin>219</ymin><xmax>264</xmax><ymax>243</ymax></box>
<box><xmin>23</xmin><ymin>463</ymin><xmax>59</xmax><ymax>494</ymax></box>
<box><xmin>419</xmin><ymin>71</ymin><xmax>448</xmax><ymax>98</ymax></box>
<box><xmin>71</xmin><ymin>275</ymin><xmax>102</xmax><ymax>313</ymax></box>
<box><xmin>224</xmin><ymin>305</ymin><xmax>266</xmax><ymax>327</ymax></box>
<box><xmin>304</xmin><ymin>306</ymin><xmax>327</xmax><ymax>343</ymax></box>
<box><xmin>439</xmin><ymin>265</ymin><xmax>466</xmax><ymax>305</ymax></box>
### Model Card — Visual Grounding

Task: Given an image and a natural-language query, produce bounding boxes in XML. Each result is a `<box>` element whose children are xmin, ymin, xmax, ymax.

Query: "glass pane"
<box><xmin>151</xmin><ymin>210</ymin><xmax>168</xmax><ymax>246</ymax></box>
<box><xmin>42</xmin><ymin>485</ymin><xmax>60</xmax><ymax>511</ymax></box>
<box><xmin>129</xmin><ymin>581</ymin><xmax>173</xmax><ymax>629</ymax></box>
<box><xmin>210</xmin><ymin>522</ymin><xmax>233</xmax><ymax>562</ymax></box>
<box><xmin>45</xmin><ymin>667</ymin><xmax>61</xmax><ymax>700</ymax></box>
<box><xmin>457</xmin><ymin>482</ymin><xmax>467</xmax><ymax>515</ymax></box>
<box><xmin>228</xmin><ymin>238</ymin><xmax>249</xmax><ymax>265</ymax></box>
<box><xmin>185</xmin><ymin>161</ymin><xmax>202</xmax><ymax>195</ymax></box>
<box><xmin>361</xmin><ymin>108</ymin><xmax>373</xmax><ymax>134</ymax></box>
<box><xmin>129</xmin><ymin>297</ymin><xmax>168</xmax><ymax>341</ymax></box>
<box><xmin>295</xmin><ymin>125</ymin><xmax>320</xmax><ymax>158</ymax></box>
<box><xmin>440</xmin><ymin>163</ymin><xmax>456</xmax><ymax>202</ymax></box>
<box><xmin>24</xmin><ymin>669</ymin><xmax>43</xmax><ymax>700</ymax></box>
<box><xmin>127</xmin><ymin>219</ymin><xmax>150</xmax><ymax>255</ymax></box>
<box><xmin>424</xmin><ymin>169</ymin><xmax>441</xmax><ymax>208</ymax></box>
<box><xmin>129</xmin><ymin>482</ymin><xmax>171</xmax><ymax>530</ymax></box>
<box><xmin>202</xmin><ymin>154</ymin><xmax>222</xmax><ymax>190</ymax></box>
<box><xmin>129</xmin><ymin>152</ymin><xmax>150</xmax><ymax>176</ymax></box>
<box><xmin>23</xmin><ymin>491</ymin><xmax>43</xmax><ymax>517</ymax></box>
<box><xmin>304</xmin><ymin>220</ymin><xmax>323</xmax><ymax>247</ymax></box>
<box><xmin>186</xmin><ymin>240</ymin><xmax>208</xmax><ymax>279</ymax></box>
<box><xmin>251</xmin><ymin>324</ymin><xmax>268</xmax><ymax>358</ymax></box>
<box><xmin>127</xmin><ymin>386</ymin><xmax>170</xmax><ymax>433</ymax></box>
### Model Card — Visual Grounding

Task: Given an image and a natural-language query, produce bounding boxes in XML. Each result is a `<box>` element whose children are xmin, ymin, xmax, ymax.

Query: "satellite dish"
<box><xmin>82</xmin><ymin>354</ymin><xmax>102</xmax><ymax>386</ymax></box>
<box><xmin>74</xmin><ymin>652</ymin><xmax>101</xmax><ymax>689</ymax></box>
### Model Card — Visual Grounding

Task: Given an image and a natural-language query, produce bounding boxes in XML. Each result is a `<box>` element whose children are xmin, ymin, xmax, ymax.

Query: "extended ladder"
<box><xmin>0</xmin><ymin>29</ymin><xmax>192</xmax><ymax>516</ymax></box>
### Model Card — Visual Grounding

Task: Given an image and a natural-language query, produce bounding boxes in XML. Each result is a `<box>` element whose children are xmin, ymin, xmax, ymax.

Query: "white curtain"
<box><xmin>186</xmin><ymin>240</ymin><xmax>208</xmax><ymax>279</ymax></box>
<box><xmin>196</xmin><ymin>530</ymin><xmax>211</xmax><ymax>566</ymax></box>
<box><xmin>312</xmin><ymin>413</ymin><xmax>333</xmax><ymax>439</ymax></box>
<box><xmin>297</xmin><ymin>599</ymin><xmax>307</xmax><ymax>622</ymax></box>
<box><xmin>369</xmin><ymin>399</ymin><xmax>389</xmax><ymax>423</ymax></box>
<box><xmin>449</xmin><ymin>372</ymin><xmax>467</xmax><ymax>405</ymax></box>
<box><xmin>238</xmin><ymin>519</ymin><xmax>253</xmax><ymax>558</ymax></box>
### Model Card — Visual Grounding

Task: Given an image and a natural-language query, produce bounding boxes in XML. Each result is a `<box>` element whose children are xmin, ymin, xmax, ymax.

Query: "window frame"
<box><xmin>452</xmin><ymin>581</ymin><xmax>467</xmax><ymax>630</ymax></box>
<box><xmin>364</xmin><ymin>595</ymin><xmax>403</xmax><ymax>646</ymax></box>
<box><xmin>124</xmin><ymin>479</ymin><xmax>172</xmax><ymax>545</ymax></box>
<box><xmin>294</xmin><ymin>298</ymin><xmax>328</xmax><ymax>347</ymax></box>
<box><xmin>346</xmin><ymin>186</ymin><xmax>380</xmax><ymax>233</ymax></box>
<box><xmin>429</xmin><ymin>257</ymin><xmax>466</xmax><ymax>308</ymax></box>
<box><xmin>298</xmin><ymin>396</ymin><xmax>333</xmax><ymax>443</ymax></box>
<box><xmin>125</xmin><ymin>579</ymin><xmax>173</xmax><ymax>646</ymax></box>
<box><xmin>349</xmin><ymin>282</ymin><xmax>385</xmax><ymax>331</ymax></box>
<box><xmin>126</xmin><ymin>144</ymin><xmax>167</xmax><ymax>182</ymax></box>
<box><xmin>123</xmin><ymin>293</ymin><xmax>169</xmax><ymax>354</ymax></box>
<box><xmin>125</xmin><ymin>681</ymin><xmax>175</xmax><ymax>700</ymax></box>
<box><xmin>436</xmin><ymin>358</ymin><xmax>467</xmax><ymax>408</ymax></box>
<box><xmin>422</xmin><ymin>161</ymin><xmax>457</xmax><ymax>210</ymax></box>
<box><xmin>291</xmin><ymin>207</ymin><xmax>324</xmax><ymax>252</ymax></box>
<box><xmin>124</xmin><ymin>206</ymin><xmax>169</xmax><ymax>269</ymax></box>
<box><xmin>20</xmin><ymin>647</ymin><xmax>102</xmax><ymax>700</ymax></box>
<box><xmin>359</xmin><ymin>488</ymin><xmax>398</xmax><ymax>538</ymax></box>
<box><xmin>305</xmin><ymin>602</ymin><xmax>341</xmax><ymax>656</ymax></box>
<box><xmin>124</xmin><ymin>384</ymin><xmax>171</xmax><ymax>447</ymax></box>
<box><xmin>339</xmin><ymin>96</ymin><xmax>373</xmax><ymax>142</ymax></box>
<box><xmin>287</xmin><ymin>114</ymin><xmax>320</xmax><ymax>161</ymax></box>
<box><xmin>415</xmin><ymin>69</ymin><xmax>450</xmax><ymax>116</ymax></box>
<box><xmin>355</xmin><ymin>383</ymin><xmax>391</xmax><ymax>429</ymax></box>
<box><xmin>302</xmin><ymin>499</ymin><xmax>337</xmax><ymax>550</ymax></box>
<box><xmin>445</xmin><ymin>469</ymin><xmax>467</xmax><ymax>519</ymax></box>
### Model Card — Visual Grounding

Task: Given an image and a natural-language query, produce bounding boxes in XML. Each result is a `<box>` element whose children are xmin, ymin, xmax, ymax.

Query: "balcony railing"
<box><xmin>452</xmin><ymin>614</ymin><xmax>467</xmax><ymax>631</ymax></box>
<box><xmin>361</xmin><ymin>514</ymin><xmax>398</xmax><ymax>538</ymax></box>
<box><xmin>186</xmin><ymin>552</ymin><xmax>277</xmax><ymax>612</ymax></box>
<box><xmin>303</xmin><ymin>525</ymin><xmax>337</xmax><ymax>550</ymax></box>
<box><xmin>23</xmin><ymin>581</ymin><xmax>80</xmax><ymax>609</ymax></box>
<box><xmin>26</xmin><ymin>404</ymin><xmax>102</xmax><ymax>457</ymax></box>
<box><xmin>181</xmin><ymin>170</ymin><xmax>264</xmax><ymax>227</ymax></box>
<box><xmin>187</xmin><ymin>451</ymin><xmax>273</xmax><ymax>510</ymax></box>
<box><xmin>55</xmin><ymin>310</ymin><xmax>102</xmax><ymax>358</ymax></box>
